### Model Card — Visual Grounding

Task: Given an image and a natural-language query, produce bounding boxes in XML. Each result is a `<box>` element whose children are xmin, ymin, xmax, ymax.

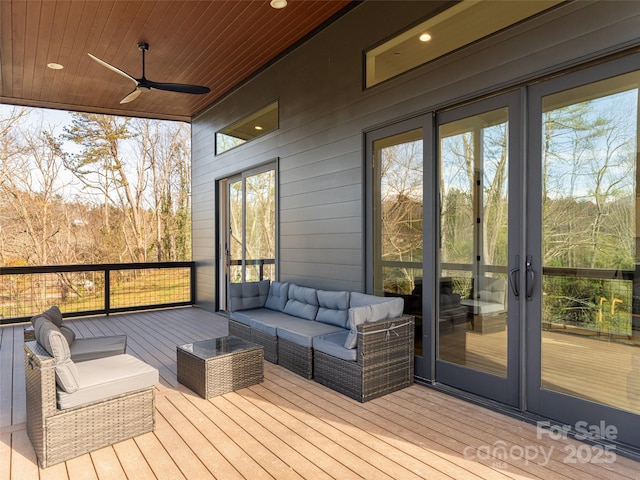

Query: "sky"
<box><xmin>1</xmin><ymin>104</ymin><xmax>112</xmax><ymax>201</ymax></box>
<box><xmin>1</xmin><ymin>103</ymin><xmax>72</xmax><ymax>131</ymax></box>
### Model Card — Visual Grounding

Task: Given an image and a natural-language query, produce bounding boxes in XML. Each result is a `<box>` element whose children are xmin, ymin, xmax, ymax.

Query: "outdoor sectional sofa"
<box><xmin>228</xmin><ymin>280</ymin><xmax>415</xmax><ymax>402</ymax></box>
<box><xmin>24</xmin><ymin>307</ymin><xmax>158</xmax><ymax>468</ymax></box>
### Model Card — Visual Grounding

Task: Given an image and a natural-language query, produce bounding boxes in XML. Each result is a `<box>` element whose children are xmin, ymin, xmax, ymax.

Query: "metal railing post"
<box><xmin>104</xmin><ymin>266</ymin><xmax>111</xmax><ymax>315</ymax></box>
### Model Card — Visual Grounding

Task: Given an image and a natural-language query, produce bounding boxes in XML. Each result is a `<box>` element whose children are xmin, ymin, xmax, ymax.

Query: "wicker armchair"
<box><xmin>24</xmin><ymin>341</ymin><xmax>156</xmax><ymax>468</ymax></box>
<box><xmin>313</xmin><ymin>315</ymin><xmax>415</xmax><ymax>402</ymax></box>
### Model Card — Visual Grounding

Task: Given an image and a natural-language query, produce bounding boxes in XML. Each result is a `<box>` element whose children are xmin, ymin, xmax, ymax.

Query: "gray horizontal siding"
<box><xmin>192</xmin><ymin>0</ymin><xmax>640</xmax><ymax>308</ymax></box>
<box><xmin>279</xmin><ymin>233</ymin><xmax>362</xmax><ymax>251</ymax></box>
<box><xmin>279</xmin><ymin>201</ymin><xmax>361</xmax><ymax>222</ymax></box>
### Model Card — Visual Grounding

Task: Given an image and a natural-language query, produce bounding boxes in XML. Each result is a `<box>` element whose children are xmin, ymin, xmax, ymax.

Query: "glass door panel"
<box><xmin>439</xmin><ymin>107</ymin><xmax>509</xmax><ymax>376</ymax></box>
<box><xmin>436</xmin><ymin>92</ymin><xmax>520</xmax><ymax>406</ymax></box>
<box><xmin>373</xmin><ymin>128</ymin><xmax>424</xmax><ymax>355</ymax></box>
<box><xmin>540</xmin><ymin>71</ymin><xmax>640</xmax><ymax>414</ymax></box>
<box><xmin>228</xmin><ymin>178</ymin><xmax>243</xmax><ymax>282</ymax></box>
<box><xmin>226</xmin><ymin>167</ymin><xmax>276</xmax><ymax>284</ymax></box>
<box><xmin>244</xmin><ymin>170</ymin><xmax>276</xmax><ymax>281</ymax></box>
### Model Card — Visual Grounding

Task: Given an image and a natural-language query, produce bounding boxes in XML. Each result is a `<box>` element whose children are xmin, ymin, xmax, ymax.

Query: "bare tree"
<box><xmin>0</xmin><ymin>108</ymin><xmax>70</xmax><ymax>265</ymax></box>
<box><xmin>63</xmin><ymin>113</ymin><xmax>150</xmax><ymax>262</ymax></box>
<box><xmin>134</xmin><ymin>118</ymin><xmax>191</xmax><ymax>261</ymax></box>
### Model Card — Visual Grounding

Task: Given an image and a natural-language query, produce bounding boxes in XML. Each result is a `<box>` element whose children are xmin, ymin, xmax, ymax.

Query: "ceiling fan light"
<box><xmin>270</xmin><ymin>0</ymin><xmax>287</xmax><ymax>9</ymax></box>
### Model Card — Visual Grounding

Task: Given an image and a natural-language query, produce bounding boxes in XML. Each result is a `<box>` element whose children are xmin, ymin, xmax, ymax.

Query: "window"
<box><xmin>216</xmin><ymin>101</ymin><xmax>278</xmax><ymax>154</ymax></box>
<box><xmin>365</xmin><ymin>0</ymin><xmax>560</xmax><ymax>88</ymax></box>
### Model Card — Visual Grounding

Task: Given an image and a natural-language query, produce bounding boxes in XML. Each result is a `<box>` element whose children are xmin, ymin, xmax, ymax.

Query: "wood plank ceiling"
<box><xmin>0</xmin><ymin>0</ymin><xmax>354</xmax><ymax>122</ymax></box>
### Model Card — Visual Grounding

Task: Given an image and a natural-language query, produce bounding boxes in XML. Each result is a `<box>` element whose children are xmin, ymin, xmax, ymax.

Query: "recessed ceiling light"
<box><xmin>254</xmin><ymin>125</ymin><xmax>264</xmax><ymax>131</ymax></box>
<box><xmin>419</xmin><ymin>33</ymin><xmax>432</xmax><ymax>42</ymax></box>
<box><xmin>47</xmin><ymin>62</ymin><xmax>64</xmax><ymax>70</ymax></box>
<box><xmin>270</xmin><ymin>0</ymin><xmax>287</xmax><ymax>9</ymax></box>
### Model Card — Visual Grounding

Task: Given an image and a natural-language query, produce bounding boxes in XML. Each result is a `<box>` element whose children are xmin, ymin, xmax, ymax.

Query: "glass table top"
<box><xmin>177</xmin><ymin>336</ymin><xmax>260</xmax><ymax>360</ymax></box>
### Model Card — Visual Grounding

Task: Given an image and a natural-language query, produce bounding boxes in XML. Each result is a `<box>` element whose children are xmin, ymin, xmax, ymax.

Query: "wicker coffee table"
<box><xmin>177</xmin><ymin>336</ymin><xmax>264</xmax><ymax>398</ymax></box>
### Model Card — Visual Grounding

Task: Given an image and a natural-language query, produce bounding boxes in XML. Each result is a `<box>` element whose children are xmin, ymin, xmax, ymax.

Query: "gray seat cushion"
<box><xmin>250</xmin><ymin>314</ymin><xmax>303</xmax><ymax>337</ymax></box>
<box><xmin>229</xmin><ymin>310</ymin><xmax>255</xmax><ymax>326</ymax></box>
<box><xmin>57</xmin><ymin>354</ymin><xmax>158</xmax><ymax>410</ymax></box>
<box><xmin>69</xmin><ymin>335</ymin><xmax>127</xmax><ymax>362</ymax></box>
<box><xmin>460</xmin><ymin>299</ymin><xmax>505</xmax><ymax>315</ymax></box>
<box><xmin>313</xmin><ymin>331</ymin><xmax>356</xmax><ymax>361</ymax></box>
<box><xmin>229</xmin><ymin>308</ymin><xmax>288</xmax><ymax>327</ymax></box>
<box><xmin>276</xmin><ymin>322</ymin><xmax>345</xmax><ymax>348</ymax></box>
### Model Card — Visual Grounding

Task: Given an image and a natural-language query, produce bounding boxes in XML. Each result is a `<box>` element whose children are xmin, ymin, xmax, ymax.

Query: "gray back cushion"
<box><xmin>229</xmin><ymin>280</ymin><xmax>270</xmax><ymax>311</ymax></box>
<box><xmin>476</xmin><ymin>277</ymin><xmax>507</xmax><ymax>305</ymax></box>
<box><xmin>265</xmin><ymin>281</ymin><xmax>289</xmax><ymax>312</ymax></box>
<box><xmin>343</xmin><ymin>296</ymin><xmax>405</xmax><ymax>349</ymax></box>
<box><xmin>32</xmin><ymin>315</ymin><xmax>50</xmax><ymax>345</ymax></box>
<box><xmin>350</xmin><ymin>292</ymin><xmax>390</xmax><ymax>307</ymax></box>
<box><xmin>283</xmin><ymin>284</ymin><xmax>319</xmax><ymax>320</ymax></box>
<box><xmin>40</xmin><ymin>322</ymin><xmax>80</xmax><ymax>393</ymax></box>
<box><xmin>42</xmin><ymin>305</ymin><xmax>63</xmax><ymax>327</ymax></box>
<box><xmin>59</xmin><ymin>325</ymin><xmax>76</xmax><ymax>346</ymax></box>
<box><xmin>315</xmin><ymin>289</ymin><xmax>350</xmax><ymax>328</ymax></box>
<box><xmin>344</xmin><ymin>305</ymin><xmax>371</xmax><ymax>349</ymax></box>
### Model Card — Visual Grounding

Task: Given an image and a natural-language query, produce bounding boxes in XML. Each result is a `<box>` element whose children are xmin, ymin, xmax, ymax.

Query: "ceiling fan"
<box><xmin>88</xmin><ymin>42</ymin><xmax>211</xmax><ymax>104</ymax></box>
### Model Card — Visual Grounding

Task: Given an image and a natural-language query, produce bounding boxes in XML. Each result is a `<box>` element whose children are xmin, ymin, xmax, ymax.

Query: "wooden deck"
<box><xmin>1</xmin><ymin>307</ymin><xmax>639</xmax><ymax>479</ymax></box>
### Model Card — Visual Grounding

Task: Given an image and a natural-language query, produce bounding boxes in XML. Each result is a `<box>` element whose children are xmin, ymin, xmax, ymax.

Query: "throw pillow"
<box><xmin>42</xmin><ymin>305</ymin><xmax>63</xmax><ymax>327</ymax></box>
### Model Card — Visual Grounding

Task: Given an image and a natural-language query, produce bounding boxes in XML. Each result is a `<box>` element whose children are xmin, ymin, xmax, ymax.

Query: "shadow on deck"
<box><xmin>1</xmin><ymin>307</ymin><xmax>638</xmax><ymax>479</ymax></box>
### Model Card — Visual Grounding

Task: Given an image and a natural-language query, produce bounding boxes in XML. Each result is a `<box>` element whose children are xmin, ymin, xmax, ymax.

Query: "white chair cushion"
<box><xmin>57</xmin><ymin>354</ymin><xmax>158</xmax><ymax>410</ymax></box>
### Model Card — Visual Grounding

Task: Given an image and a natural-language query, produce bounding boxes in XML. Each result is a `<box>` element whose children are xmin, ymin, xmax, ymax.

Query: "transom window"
<box><xmin>216</xmin><ymin>101</ymin><xmax>278</xmax><ymax>154</ymax></box>
<box><xmin>365</xmin><ymin>0</ymin><xmax>560</xmax><ymax>88</ymax></box>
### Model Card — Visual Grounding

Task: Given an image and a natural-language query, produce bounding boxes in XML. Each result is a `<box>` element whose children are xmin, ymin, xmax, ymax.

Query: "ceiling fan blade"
<box><xmin>145</xmin><ymin>80</ymin><xmax>210</xmax><ymax>95</ymax></box>
<box><xmin>88</xmin><ymin>53</ymin><xmax>138</xmax><ymax>86</ymax></box>
<box><xmin>120</xmin><ymin>88</ymin><xmax>142</xmax><ymax>104</ymax></box>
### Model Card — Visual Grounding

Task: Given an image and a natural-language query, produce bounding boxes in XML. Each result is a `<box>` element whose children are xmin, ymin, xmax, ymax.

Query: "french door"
<box><xmin>367</xmin><ymin>116</ymin><xmax>430</xmax><ymax>377</ymax></box>
<box><xmin>371</xmin><ymin>54</ymin><xmax>640</xmax><ymax>449</ymax></box>
<box><xmin>526</xmin><ymin>55</ymin><xmax>640</xmax><ymax>448</ymax></box>
<box><xmin>435</xmin><ymin>91</ymin><xmax>523</xmax><ymax>406</ymax></box>
<box><xmin>219</xmin><ymin>165</ymin><xmax>277</xmax><ymax>310</ymax></box>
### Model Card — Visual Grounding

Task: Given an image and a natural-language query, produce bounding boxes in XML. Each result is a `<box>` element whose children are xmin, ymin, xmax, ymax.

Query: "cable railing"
<box><xmin>0</xmin><ymin>262</ymin><xmax>195</xmax><ymax>324</ymax></box>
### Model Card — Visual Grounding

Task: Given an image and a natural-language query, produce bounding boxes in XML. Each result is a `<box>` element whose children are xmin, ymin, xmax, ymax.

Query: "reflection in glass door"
<box><xmin>226</xmin><ymin>166</ymin><xmax>276</xmax><ymax>284</ymax></box>
<box><xmin>372</xmin><ymin>127</ymin><xmax>424</xmax><ymax>355</ymax></box>
<box><xmin>436</xmin><ymin>93</ymin><xmax>521</xmax><ymax>406</ymax></box>
<box><xmin>530</xmin><ymin>68</ymin><xmax>640</xmax><ymax>428</ymax></box>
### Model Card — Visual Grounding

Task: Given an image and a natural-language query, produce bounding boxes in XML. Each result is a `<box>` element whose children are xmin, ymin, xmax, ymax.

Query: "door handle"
<box><xmin>509</xmin><ymin>267</ymin><xmax>520</xmax><ymax>298</ymax></box>
<box><xmin>526</xmin><ymin>255</ymin><xmax>535</xmax><ymax>299</ymax></box>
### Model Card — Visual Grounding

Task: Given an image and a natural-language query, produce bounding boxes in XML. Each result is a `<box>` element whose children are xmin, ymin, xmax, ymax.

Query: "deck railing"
<box><xmin>0</xmin><ymin>261</ymin><xmax>195</xmax><ymax>324</ymax></box>
<box><xmin>229</xmin><ymin>258</ymin><xmax>275</xmax><ymax>282</ymax></box>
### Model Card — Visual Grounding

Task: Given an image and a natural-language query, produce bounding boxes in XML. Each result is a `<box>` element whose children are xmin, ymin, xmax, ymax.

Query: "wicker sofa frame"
<box><xmin>228</xmin><ymin>319</ymin><xmax>316</xmax><ymax>378</ymax></box>
<box><xmin>313</xmin><ymin>316</ymin><xmax>415</xmax><ymax>402</ymax></box>
<box><xmin>230</xmin><ymin>314</ymin><xmax>415</xmax><ymax>398</ymax></box>
<box><xmin>24</xmin><ymin>341</ymin><xmax>156</xmax><ymax>468</ymax></box>
<box><xmin>278</xmin><ymin>337</ymin><xmax>314</xmax><ymax>379</ymax></box>
<box><xmin>229</xmin><ymin>320</ymin><xmax>279</xmax><ymax>363</ymax></box>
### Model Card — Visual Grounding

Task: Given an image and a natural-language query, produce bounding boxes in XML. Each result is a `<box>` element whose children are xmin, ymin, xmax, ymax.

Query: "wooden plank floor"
<box><xmin>1</xmin><ymin>307</ymin><xmax>639</xmax><ymax>479</ymax></box>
